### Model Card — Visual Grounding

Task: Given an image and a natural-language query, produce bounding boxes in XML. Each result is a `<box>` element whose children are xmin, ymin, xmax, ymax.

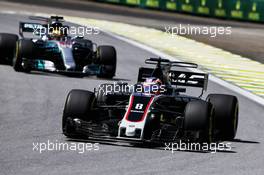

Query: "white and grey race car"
<box><xmin>0</xmin><ymin>16</ymin><xmax>116</xmax><ymax>78</ymax></box>
<box><xmin>62</xmin><ymin>58</ymin><xmax>239</xmax><ymax>145</ymax></box>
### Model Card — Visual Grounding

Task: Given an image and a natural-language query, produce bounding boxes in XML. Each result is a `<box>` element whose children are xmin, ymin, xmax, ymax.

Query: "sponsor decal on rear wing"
<box><xmin>19</xmin><ymin>22</ymin><xmax>45</xmax><ymax>37</ymax></box>
<box><xmin>137</xmin><ymin>67</ymin><xmax>208</xmax><ymax>91</ymax></box>
<box><xmin>169</xmin><ymin>70</ymin><xmax>208</xmax><ymax>90</ymax></box>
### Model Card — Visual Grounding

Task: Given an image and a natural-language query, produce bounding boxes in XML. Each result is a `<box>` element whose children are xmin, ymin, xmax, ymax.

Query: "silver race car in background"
<box><xmin>0</xmin><ymin>16</ymin><xmax>116</xmax><ymax>78</ymax></box>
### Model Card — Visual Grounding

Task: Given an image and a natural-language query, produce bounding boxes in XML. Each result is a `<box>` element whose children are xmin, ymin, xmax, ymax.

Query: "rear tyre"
<box><xmin>97</xmin><ymin>45</ymin><xmax>116</xmax><ymax>78</ymax></box>
<box><xmin>13</xmin><ymin>39</ymin><xmax>34</xmax><ymax>72</ymax></box>
<box><xmin>62</xmin><ymin>89</ymin><xmax>95</xmax><ymax>138</ymax></box>
<box><xmin>72</xmin><ymin>39</ymin><xmax>93</xmax><ymax>66</ymax></box>
<box><xmin>207</xmin><ymin>94</ymin><xmax>238</xmax><ymax>140</ymax></box>
<box><xmin>0</xmin><ymin>33</ymin><xmax>18</xmax><ymax>64</ymax></box>
<box><xmin>184</xmin><ymin>100</ymin><xmax>214</xmax><ymax>143</ymax></box>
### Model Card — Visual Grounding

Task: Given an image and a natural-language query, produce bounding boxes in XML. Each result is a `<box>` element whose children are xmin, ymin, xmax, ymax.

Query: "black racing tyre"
<box><xmin>143</xmin><ymin>113</ymin><xmax>160</xmax><ymax>140</ymax></box>
<box><xmin>13</xmin><ymin>39</ymin><xmax>34</xmax><ymax>72</ymax></box>
<box><xmin>184</xmin><ymin>100</ymin><xmax>214</xmax><ymax>143</ymax></box>
<box><xmin>97</xmin><ymin>45</ymin><xmax>117</xmax><ymax>78</ymax></box>
<box><xmin>207</xmin><ymin>94</ymin><xmax>239</xmax><ymax>140</ymax></box>
<box><xmin>62</xmin><ymin>89</ymin><xmax>95</xmax><ymax>138</ymax></box>
<box><xmin>0</xmin><ymin>33</ymin><xmax>18</xmax><ymax>64</ymax></box>
<box><xmin>72</xmin><ymin>39</ymin><xmax>93</xmax><ymax>65</ymax></box>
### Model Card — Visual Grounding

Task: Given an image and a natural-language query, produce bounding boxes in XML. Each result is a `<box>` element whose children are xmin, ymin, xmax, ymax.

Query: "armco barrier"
<box><xmin>196</xmin><ymin>0</ymin><xmax>213</xmax><ymax>16</ymax></box>
<box><xmin>178</xmin><ymin>0</ymin><xmax>196</xmax><ymax>14</ymax></box>
<box><xmin>212</xmin><ymin>0</ymin><xmax>229</xmax><ymax>18</ymax></box>
<box><xmin>247</xmin><ymin>0</ymin><xmax>264</xmax><ymax>21</ymax></box>
<box><xmin>163</xmin><ymin>0</ymin><xmax>178</xmax><ymax>11</ymax></box>
<box><xmin>141</xmin><ymin>0</ymin><xmax>160</xmax><ymax>8</ymax></box>
<box><xmin>125</xmin><ymin>0</ymin><xmax>140</xmax><ymax>6</ymax></box>
<box><xmin>97</xmin><ymin>0</ymin><xmax>264</xmax><ymax>23</ymax></box>
<box><xmin>102</xmin><ymin>0</ymin><xmax>121</xmax><ymax>3</ymax></box>
<box><xmin>229</xmin><ymin>0</ymin><xmax>247</xmax><ymax>20</ymax></box>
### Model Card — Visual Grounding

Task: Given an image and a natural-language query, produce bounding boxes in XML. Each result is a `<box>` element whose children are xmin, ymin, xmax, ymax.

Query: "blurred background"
<box><xmin>2</xmin><ymin>0</ymin><xmax>263</xmax><ymax>64</ymax></box>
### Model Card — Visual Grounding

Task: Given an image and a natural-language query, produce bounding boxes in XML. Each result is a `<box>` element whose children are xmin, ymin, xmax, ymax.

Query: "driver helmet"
<box><xmin>49</xmin><ymin>22</ymin><xmax>64</xmax><ymax>40</ymax></box>
<box><xmin>143</xmin><ymin>77</ymin><xmax>163</xmax><ymax>95</ymax></box>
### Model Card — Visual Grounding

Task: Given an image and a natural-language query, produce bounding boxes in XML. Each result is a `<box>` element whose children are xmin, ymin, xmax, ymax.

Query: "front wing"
<box><xmin>67</xmin><ymin>117</ymin><xmax>189</xmax><ymax>145</ymax></box>
<box><xmin>23</xmin><ymin>59</ymin><xmax>101</xmax><ymax>76</ymax></box>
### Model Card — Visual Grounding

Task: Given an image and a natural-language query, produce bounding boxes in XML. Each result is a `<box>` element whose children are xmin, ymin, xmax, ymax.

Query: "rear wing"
<box><xmin>137</xmin><ymin>67</ymin><xmax>208</xmax><ymax>91</ymax></box>
<box><xmin>19</xmin><ymin>22</ymin><xmax>45</xmax><ymax>37</ymax></box>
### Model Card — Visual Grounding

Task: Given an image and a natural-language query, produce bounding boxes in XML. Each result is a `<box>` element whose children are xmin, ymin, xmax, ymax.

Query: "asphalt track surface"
<box><xmin>0</xmin><ymin>14</ymin><xmax>264</xmax><ymax>175</ymax></box>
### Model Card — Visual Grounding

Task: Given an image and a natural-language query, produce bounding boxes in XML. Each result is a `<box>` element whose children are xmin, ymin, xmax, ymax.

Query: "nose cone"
<box><xmin>125</xmin><ymin>126</ymin><xmax>136</xmax><ymax>137</ymax></box>
<box><xmin>60</xmin><ymin>45</ymin><xmax>76</xmax><ymax>70</ymax></box>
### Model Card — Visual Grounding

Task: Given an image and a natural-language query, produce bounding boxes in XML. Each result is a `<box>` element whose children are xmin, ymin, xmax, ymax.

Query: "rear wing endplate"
<box><xmin>137</xmin><ymin>67</ymin><xmax>208</xmax><ymax>91</ymax></box>
<box><xmin>19</xmin><ymin>22</ymin><xmax>44</xmax><ymax>37</ymax></box>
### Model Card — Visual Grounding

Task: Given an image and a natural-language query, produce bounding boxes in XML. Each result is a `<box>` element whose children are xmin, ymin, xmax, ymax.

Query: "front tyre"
<box><xmin>62</xmin><ymin>89</ymin><xmax>95</xmax><ymax>138</ymax></box>
<box><xmin>184</xmin><ymin>100</ymin><xmax>214</xmax><ymax>143</ymax></box>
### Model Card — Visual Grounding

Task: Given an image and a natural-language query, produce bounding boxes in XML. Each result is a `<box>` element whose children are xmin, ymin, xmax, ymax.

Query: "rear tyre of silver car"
<box><xmin>97</xmin><ymin>45</ymin><xmax>117</xmax><ymax>79</ymax></box>
<box><xmin>13</xmin><ymin>39</ymin><xmax>34</xmax><ymax>72</ymax></box>
<box><xmin>0</xmin><ymin>33</ymin><xmax>18</xmax><ymax>65</ymax></box>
